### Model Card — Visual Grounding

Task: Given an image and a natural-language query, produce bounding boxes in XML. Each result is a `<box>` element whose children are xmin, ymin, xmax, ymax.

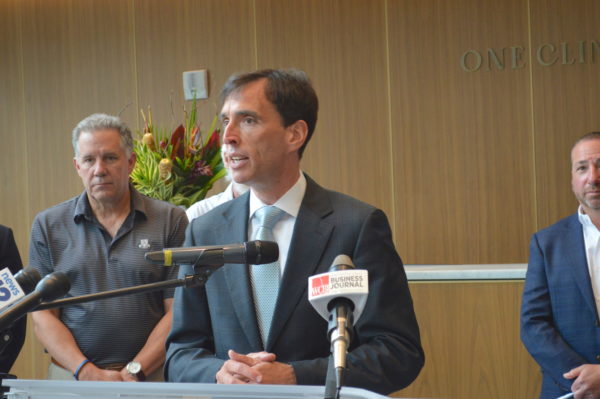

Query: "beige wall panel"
<box><xmin>388</xmin><ymin>0</ymin><xmax>535</xmax><ymax>264</ymax></box>
<box><xmin>395</xmin><ymin>281</ymin><xmax>540</xmax><ymax>399</ymax></box>
<box><xmin>0</xmin><ymin>0</ymin><xmax>41</xmax><ymax>381</ymax></box>
<box><xmin>0</xmin><ymin>1</ymin><xmax>30</xmax><ymax>248</ymax></box>
<box><xmin>11</xmin><ymin>316</ymin><xmax>49</xmax><ymax>379</ymax></box>
<box><xmin>20</xmin><ymin>0</ymin><xmax>137</xmax><ymax>220</ymax></box>
<box><xmin>134</xmin><ymin>0</ymin><xmax>256</xmax><ymax>147</ymax></box>
<box><xmin>530</xmin><ymin>0</ymin><xmax>600</xmax><ymax>228</ymax></box>
<box><xmin>254</xmin><ymin>0</ymin><xmax>394</xmax><ymax>221</ymax></box>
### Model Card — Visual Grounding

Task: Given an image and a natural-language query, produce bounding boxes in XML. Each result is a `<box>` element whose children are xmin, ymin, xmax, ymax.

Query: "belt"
<box><xmin>51</xmin><ymin>358</ymin><xmax>126</xmax><ymax>372</ymax></box>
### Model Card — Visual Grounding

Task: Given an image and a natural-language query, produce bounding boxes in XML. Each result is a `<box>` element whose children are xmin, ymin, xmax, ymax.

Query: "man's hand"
<box><xmin>120</xmin><ymin>368</ymin><xmax>139</xmax><ymax>382</ymax></box>
<box><xmin>245</xmin><ymin>351</ymin><xmax>277</xmax><ymax>362</ymax></box>
<box><xmin>215</xmin><ymin>350</ymin><xmax>296</xmax><ymax>385</ymax></box>
<box><xmin>216</xmin><ymin>350</ymin><xmax>264</xmax><ymax>384</ymax></box>
<box><xmin>78</xmin><ymin>363</ymin><xmax>124</xmax><ymax>381</ymax></box>
<box><xmin>252</xmin><ymin>360</ymin><xmax>296</xmax><ymax>385</ymax></box>
<box><xmin>564</xmin><ymin>364</ymin><xmax>600</xmax><ymax>398</ymax></box>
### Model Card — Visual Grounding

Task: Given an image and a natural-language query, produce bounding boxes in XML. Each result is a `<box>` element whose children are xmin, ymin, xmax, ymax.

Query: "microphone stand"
<box><xmin>1</xmin><ymin>264</ymin><xmax>218</xmax><ymax>398</ymax></box>
<box><xmin>36</xmin><ymin>269</ymin><xmax>212</xmax><ymax>311</ymax></box>
<box><xmin>324</xmin><ymin>354</ymin><xmax>338</xmax><ymax>399</ymax></box>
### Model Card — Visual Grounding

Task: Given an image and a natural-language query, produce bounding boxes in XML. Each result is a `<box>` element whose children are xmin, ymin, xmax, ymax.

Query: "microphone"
<box><xmin>308</xmin><ymin>255</ymin><xmax>369</xmax><ymax>392</ymax></box>
<box><xmin>14</xmin><ymin>267</ymin><xmax>42</xmax><ymax>294</ymax></box>
<box><xmin>0</xmin><ymin>267</ymin><xmax>41</xmax><ymax>357</ymax></box>
<box><xmin>0</xmin><ymin>267</ymin><xmax>41</xmax><ymax>311</ymax></box>
<box><xmin>0</xmin><ymin>272</ymin><xmax>70</xmax><ymax>330</ymax></box>
<box><xmin>144</xmin><ymin>240</ymin><xmax>279</xmax><ymax>267</ymax></box>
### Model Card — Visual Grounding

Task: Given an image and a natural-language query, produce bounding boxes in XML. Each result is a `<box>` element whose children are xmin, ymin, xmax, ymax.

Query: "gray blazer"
<box><xmin>165</xmin><ymin>175</ymin><xmax>424</xmax><ymax>394</ymax></box>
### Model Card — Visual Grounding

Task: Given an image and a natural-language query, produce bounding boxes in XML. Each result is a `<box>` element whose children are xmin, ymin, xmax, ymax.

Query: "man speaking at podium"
<box><xmin>165</xmin><ymin>69</ymin><xmax>424</xmax><ymax>395</ymax></box>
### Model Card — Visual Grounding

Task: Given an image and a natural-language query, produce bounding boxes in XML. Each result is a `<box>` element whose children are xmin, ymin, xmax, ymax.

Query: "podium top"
<box><xmin>4</xmin><ymin>379</ymin><xmax>393</xmax><ymax>399</ymax></box>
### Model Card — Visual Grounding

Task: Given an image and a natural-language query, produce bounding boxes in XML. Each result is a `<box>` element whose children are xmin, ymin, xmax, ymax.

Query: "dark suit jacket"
<box><xmin>0</xmin><ymin>225</ymin><xmax>25</xmax><ymax>373</ymax></box>
<box><xmin>166</xmin><ymin>176</ymin><xmax>424</xmax><ymax>394</ymax></box>
<box><xmin>521</xmin><ymin>214</ymin><xmax>600</xmax><ymax>399</ymax></box>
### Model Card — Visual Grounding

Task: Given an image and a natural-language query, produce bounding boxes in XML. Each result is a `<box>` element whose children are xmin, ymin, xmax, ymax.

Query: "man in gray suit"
<box><xmin>165</xmin><ymin>69</ymin><xmax>424</xmax><ymax>395</ymax></box>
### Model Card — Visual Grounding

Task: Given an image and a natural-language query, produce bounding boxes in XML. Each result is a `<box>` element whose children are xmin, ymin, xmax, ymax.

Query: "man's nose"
<box><xmin>93</xmin><ymin>159</ymin><xmax>108</xmax><ymax>175</ymax></box>
<box><xmin>222</xmin><ymin>123</ymin><xmax>239</xmax><ymax>145</ymax></box>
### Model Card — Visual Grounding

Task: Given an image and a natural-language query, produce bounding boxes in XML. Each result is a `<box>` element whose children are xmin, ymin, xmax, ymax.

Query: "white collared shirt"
<box><xmin>186</xmin><ymin>182</ymin><xmax>236</xmax><ymax>222</ymax></box>
<box><xmin>578</xmin><ymin>205</ymin><xmax>600</xmax><ymax>317</ymax></box>
<box><xmin>248</xmin><ymin>172</ymin><xmax>307</xmax><ymax>275</ymax></box>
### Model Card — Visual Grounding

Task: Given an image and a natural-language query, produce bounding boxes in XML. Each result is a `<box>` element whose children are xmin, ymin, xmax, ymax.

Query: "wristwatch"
<box><xmin>125</xmin><ymin>361</ymin><xmax>146</xmax><ymax>381</ymax></box>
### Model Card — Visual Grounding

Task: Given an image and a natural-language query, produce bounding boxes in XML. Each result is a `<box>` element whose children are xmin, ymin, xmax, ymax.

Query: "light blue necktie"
<box><xmin>250</xmin><ymin>205</ymin><xmax>286</xmax><ymax>345</ymax></box>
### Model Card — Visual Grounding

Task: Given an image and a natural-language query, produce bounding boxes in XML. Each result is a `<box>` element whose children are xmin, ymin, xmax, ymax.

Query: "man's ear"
<box><xmin>128</xmin><ymin>151</ymin><xmax>137</xmax><ymax>173</ymax></box>
<box><xmin>286</xmin><ymin>120</ymin><xmax>308</xmax><ymax>153</ymax></box>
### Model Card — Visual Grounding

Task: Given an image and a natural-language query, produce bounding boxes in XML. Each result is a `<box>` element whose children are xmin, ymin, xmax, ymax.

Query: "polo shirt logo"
<box><xmin>138</xmin><ymin>239</ymin><xmax>150</xmax><ymax>249</ymax></box>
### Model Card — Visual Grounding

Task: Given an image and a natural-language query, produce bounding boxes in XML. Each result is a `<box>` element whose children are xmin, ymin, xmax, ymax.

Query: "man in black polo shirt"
<box><xmin>29</xmin><ymin>114</ymin><xmax>188</xmax><ymax>381</ymax></box>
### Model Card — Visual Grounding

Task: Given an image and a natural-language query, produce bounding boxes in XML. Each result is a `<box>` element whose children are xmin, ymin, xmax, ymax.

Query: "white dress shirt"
<box><xmin>578</xmin><ymin>205</ymin><xmax>600</xmax><ymax>318</ymax></box>
<box><xmin>186</xmin><ymin>183</ymin><xmax>236</xmax><ymax>222</ymax></box>
<box><xmin>248</xmin><ymin>172</ymin><xmax>307</xmax><ymax>275</ymax></box>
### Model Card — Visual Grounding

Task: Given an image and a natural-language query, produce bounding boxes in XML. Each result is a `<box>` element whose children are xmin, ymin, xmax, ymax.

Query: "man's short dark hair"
<box><xmin>220</xmin><ymin>68</ymin><xmax>318</xmax><ymax>157</ymax></box>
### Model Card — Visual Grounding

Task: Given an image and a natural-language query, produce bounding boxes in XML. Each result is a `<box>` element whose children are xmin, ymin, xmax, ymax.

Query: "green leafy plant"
<box><xmin>131</xmin><ymin>99</ymin><xmax>225</xmax><ymax>208</ymax></box>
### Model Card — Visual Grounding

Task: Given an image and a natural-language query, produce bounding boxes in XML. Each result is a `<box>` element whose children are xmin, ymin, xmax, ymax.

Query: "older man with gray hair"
<box><xmin>29</xmin><ymin>113</ymin><xmax>188</xmax><ymax>382</ymax></box>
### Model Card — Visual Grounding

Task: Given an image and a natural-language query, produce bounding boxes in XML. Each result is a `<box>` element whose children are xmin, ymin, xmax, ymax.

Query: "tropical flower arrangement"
<box><xmin>131</xmin><ymin>99</ymin><xmax>226</xmax><ymax>208</ymax></box>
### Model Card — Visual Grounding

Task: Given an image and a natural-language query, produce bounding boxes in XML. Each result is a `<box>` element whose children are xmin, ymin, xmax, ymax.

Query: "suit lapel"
<box><xmin>218</xmin><ymin>194</ymin><xmax>263</xmax><ymax>349</ymax></box>
<box><xmin>266</xmin><ymin>177</ymin><xmax>334</xmax><ymax>350</ymax></box>
<box><xmin>565</xmin><ymin>215</ymin><xmax>598</xmax><ymax>320</ymax></box>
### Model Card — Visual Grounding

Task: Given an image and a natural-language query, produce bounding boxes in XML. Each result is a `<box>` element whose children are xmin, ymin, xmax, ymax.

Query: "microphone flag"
<box><xmin>308</xmin><ymin>268</ymin><xmax>368</xmax><ymax>322</ymax></box>
<box><xmin>0</xmin><ymin>268</ymin><xmax>26</xmax><ymax>310</ymax></box>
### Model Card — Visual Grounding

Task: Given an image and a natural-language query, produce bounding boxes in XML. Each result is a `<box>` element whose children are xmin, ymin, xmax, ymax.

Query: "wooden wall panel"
<box><xmin>19</xmin><ymin>0</ymin><xmax>138</xmax><ymax>220</ymax></box>
<box><xmin>530</xmin><ymin>0</ymin><xmax>600</xmax><ymax>228</ymax></box>
<box><xmin>0</xmin><ymin>1</ymin><xmax>29</xmax><ymax>246</ymax></box>
<box><xmin>395</xmin><ymin>281</ymin><xmax>540</xmax><ymax>399</ymax></box>
<box><xmin>0</xmin><ymin>0</ymin><xmax>38</xmax><ymax>381</ymax></box>
<box><xmin>388</xmin><ymin>0</ymin><xmax>535</xmax><ymax>264</ymax></box>
<box><xmin>254</xmin><ymin>0</ymin><xmax>394</xmax><ymax>224</ymax></box>
<box><xmin>133</xmin><ymin>0</ymin><xmax>256</xmax><ymax>143</ymax></box>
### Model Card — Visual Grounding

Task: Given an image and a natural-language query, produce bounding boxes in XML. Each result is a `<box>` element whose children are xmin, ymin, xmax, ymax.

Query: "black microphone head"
<box><xmin>329</xmin><ymin>254</ymin><xmax>355</xmax><ymax>272</ymax></box>
<box><xmin>14</xmin><ymin>267</ymin><xmax>42</xmax><ymax>294</ymax></box>
<box><xmin>35</xmin><ymin>272</ymin><xmax>71</xmax><ymax>301</ymax></box>
<box><xmin>144</xmin><ymin>250</ymin><xmax>164</xmax><ymax>264</ymax></box>
<box><xmin>246</xmin><ymin>241</ymin><xmax>279</xmax><ymax>264</ymax></box>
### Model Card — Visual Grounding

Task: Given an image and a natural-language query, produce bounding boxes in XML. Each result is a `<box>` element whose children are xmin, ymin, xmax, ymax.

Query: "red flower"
<box><xmin>191</xmin><ymin>160</ymin><xmax>213</xmax><ymax>178</ymax></box>
<box><xmin>205</xmin><ymin>130</ymin><xmax>220</xmax><ymax>152</ymax></box>
<box><xmin>170</xmin><ymin>124</ymin><xmax>185</xmax><ymax>160</ymax></box>
<box><xmin>190</xmin><ymin>125</ymin><xmax>201</xmax><ymax>147</ymax></box>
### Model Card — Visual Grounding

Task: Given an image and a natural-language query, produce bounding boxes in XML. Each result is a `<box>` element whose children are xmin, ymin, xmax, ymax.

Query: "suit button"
<box><xmin>597</xmin><ymin>355</ymin><xmax>600</xmax><ymax>361</ymax></box>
